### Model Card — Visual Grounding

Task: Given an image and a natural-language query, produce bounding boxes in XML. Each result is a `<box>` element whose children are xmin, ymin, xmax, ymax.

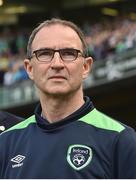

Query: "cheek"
<box><xmin>70</xmin><ymin>64</ymin><xmax>84</xmax><ymax>82</ymax></box>
<box><xmin>32</xmin><ymin>68</ymin><xmax>39</xmax><ymax>80</ymax></box>
<box><xmin>32</xmin><ymin>65</ymin><xmax>47</xmax><ymax>82</ymax></box>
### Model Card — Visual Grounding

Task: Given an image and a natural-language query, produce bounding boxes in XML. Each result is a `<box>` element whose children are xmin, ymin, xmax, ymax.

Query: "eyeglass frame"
<box><xmin>29</xmin><ymin>48</ymin><xmax>85</xmax><ymax>62</ymax></box>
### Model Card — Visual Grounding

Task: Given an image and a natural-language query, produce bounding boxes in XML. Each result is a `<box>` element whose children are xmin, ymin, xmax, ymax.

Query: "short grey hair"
<box><xmin>26</xmin><ymin>18</ymin><xmax>88</xmax><ymax>59</ymax></box>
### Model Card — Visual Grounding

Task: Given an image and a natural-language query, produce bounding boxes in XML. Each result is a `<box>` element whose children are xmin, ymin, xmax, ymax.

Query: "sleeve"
<box><xmin>0</xmin><ymin>133</ymin><xmax>8</xmax><ymax>178</ymax></box>
<box><xmin>0</xmin><ymin>135</ymin><xmax>4</xmax><ymax>178</ymax></box>
<box><xmin>112</xmin><ymin>127</ymin><xmax>136</xmax><ymax>178</ymax></box>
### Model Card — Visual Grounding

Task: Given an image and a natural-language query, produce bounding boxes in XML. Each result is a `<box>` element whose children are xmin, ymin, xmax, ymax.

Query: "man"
<box><xmin>0</xmin><ymin>111</ymin><xmax>24</xmax><ymax>133</ymax></box>
<box><xmin>0</xmin><ymin>18</ymin><xmax>136</xmax><ymax>178</ymax></box>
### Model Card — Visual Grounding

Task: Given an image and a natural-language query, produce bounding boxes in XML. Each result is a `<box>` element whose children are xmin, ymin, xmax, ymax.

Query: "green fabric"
<box><xmin>79</xmin><ymin>109</ymin><xmax>125</xmax><ymax>132</ymax></box>
<box><xmin>5</xmin><ymin>109</ymin><xmax>125</xmax><ymax>133</ymax></box>
<box><xmin>5</xmin><ymin>115</ymin><xmax>36</xmax><ymax>132</ymax></box>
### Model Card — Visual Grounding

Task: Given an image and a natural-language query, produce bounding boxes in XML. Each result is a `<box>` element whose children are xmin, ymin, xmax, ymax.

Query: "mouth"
<box><xmin>49</xmin><ymin>76</ymin><xmax>67</xmax><ymax>80</ymax></box>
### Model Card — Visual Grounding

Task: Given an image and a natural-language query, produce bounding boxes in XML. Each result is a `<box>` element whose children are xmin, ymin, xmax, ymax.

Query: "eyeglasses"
<box><xmin>31</xmin><ymin>48</ymin><xmax>84</xmax><ymax>62</ymax></box>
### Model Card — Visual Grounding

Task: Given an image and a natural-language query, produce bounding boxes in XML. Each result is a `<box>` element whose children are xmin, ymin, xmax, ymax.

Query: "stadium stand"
<box><xmin>0</xmin><ymin>28</ymin><xmax>29</xmax><ymax>85</ymax></box>
<box><xmin>85</xmin><ymin>17</ymin><xmax>136</xmax><ymax>61</ymax></box>
<box><xmin>0</xmin><ymin>16</ymin><xmax>136</xmax><ymax>86</ymax></box>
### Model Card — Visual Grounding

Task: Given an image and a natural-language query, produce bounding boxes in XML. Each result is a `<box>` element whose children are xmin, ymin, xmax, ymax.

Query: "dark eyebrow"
<box><xmin>33</xmin><ymin>47</ymin><xmax>80</xmax><ymax>52</ymax></box>
<box><xmin>33</xmin><ymin>48</ymin><xmax>53</xmax><ymax>53</ymax></box>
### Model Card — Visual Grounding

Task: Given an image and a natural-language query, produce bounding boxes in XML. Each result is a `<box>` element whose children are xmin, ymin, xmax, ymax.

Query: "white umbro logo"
<box><xmin>11</xmin><ymin>155</ymin><xmax>25</xmax><ymax>168</ymax></box>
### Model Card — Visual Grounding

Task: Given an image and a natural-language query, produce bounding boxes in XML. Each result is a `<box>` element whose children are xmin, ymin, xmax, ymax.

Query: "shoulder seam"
<box><xmin>3</xmin><ymin>115</ymin><xmax>36</xmax><ymax>133</ymax></box>
<box><xmin>79</xmin><ymin>109</ymin><xmax>125</xmax><ymax>133</ymax></box>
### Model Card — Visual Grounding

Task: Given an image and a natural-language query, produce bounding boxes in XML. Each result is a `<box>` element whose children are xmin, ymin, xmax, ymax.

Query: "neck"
<box><xmin>40</xmin><ymin>90</ymin><xmax>85</xmax><ymax>123</ymax></box>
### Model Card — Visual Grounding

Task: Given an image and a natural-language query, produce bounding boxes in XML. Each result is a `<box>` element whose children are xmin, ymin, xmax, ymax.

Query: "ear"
<box><xmin>82</xmin><ymin>56</ymin><xmax>93</xmax><ymax>80</ymax></box>
<box><xmin>24</xmin><ymin>59</ymin><xmax>34</xmax><ymax>80</ymax></box>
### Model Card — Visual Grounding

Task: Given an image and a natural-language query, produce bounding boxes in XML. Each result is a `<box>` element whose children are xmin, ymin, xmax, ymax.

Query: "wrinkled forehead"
<box><xmin>32</xmin><ymin>24</ymin><xmax>83</xmax><ymax>50</ymax></box>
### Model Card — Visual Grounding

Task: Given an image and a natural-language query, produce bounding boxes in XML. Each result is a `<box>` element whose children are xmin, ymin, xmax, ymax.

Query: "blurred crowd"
<box><xmin>84</xmin><ymin>17</ymin><xmax>136</xmax><ymax>60</ymax></box>
<box><xmin>0</xmin><ymin>28</ymin><xmax>29</xmax><ymax>85</ymax></box>
<box><xmin>0</xmin><ymin>16</ymin><xmax>136</xmax><ymax>86</ymax></box>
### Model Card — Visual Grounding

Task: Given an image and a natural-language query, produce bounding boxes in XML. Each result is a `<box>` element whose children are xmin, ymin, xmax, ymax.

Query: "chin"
<box><xmin>45</xmin><ymin>88</ymin><xmax>70</xmax><ymax>96</ymax></box>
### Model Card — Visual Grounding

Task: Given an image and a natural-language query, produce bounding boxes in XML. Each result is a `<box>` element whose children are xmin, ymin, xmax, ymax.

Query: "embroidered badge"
<box><xmin>67</xmin><ymin>144</ymin><xmax>92</xmax><ymax>170</ymax></box>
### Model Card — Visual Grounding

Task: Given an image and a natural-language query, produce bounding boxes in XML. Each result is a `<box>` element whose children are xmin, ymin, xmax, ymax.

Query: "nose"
<box><xmin>50</xmin><ymin>52</ymin><xmax>64</xmax><ymax>69</ymax></box>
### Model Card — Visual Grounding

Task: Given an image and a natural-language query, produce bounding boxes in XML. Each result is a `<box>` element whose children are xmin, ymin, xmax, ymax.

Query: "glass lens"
<box><xmin>36</xmin><ymin>49</ymin><xmax>53</xmax><ymax>61</ymax></box>
<box><xmin>60</xmin><ymin>49</ymin><xmax>78</xmax><ymax>61</ymax></box>
<box><xmin>34</xmin><ymin>48</ymin><xmax>81</xmax><ymax>62</ymax></box>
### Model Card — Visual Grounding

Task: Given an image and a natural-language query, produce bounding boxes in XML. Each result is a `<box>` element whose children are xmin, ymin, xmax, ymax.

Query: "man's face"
<box><xmin>24</xmin><ymin>24</ymin><xmax>93</xmax><ymax>97</ymax></box>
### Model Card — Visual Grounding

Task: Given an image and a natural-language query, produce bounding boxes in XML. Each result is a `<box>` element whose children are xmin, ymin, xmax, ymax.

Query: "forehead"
<box><xmin>32</xmin><ymin>24</ymin><xmax>83</xmax><ymax>50</ymax></box>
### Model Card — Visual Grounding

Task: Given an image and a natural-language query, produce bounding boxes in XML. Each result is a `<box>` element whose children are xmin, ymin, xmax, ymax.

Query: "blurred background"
<box><xmin>0</xmin><ymin>0</ymin><xmax>136</xmax><ymax>128</ymax></box>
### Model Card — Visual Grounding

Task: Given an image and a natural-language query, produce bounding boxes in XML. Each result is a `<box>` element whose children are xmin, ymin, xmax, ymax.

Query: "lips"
<box><xmin>49</xmin><ymin>76</ymin><xmax>67</xmax><ymax>80</ymax></box>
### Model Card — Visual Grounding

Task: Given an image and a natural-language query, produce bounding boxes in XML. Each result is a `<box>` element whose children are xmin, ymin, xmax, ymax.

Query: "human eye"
<box><xmin>39</xmin><ymin>49</ymin><xmax>51</xmax><ymax>57</ymax></box>
<box><xmin>61</xmin><ymin>49</ymin><xmax>77</xmax><ymax>60</ymax></box>
<box><xmin>37</xmin><ymin>49</ymin><xmax>52</xmax><ymax>61</ymax></box>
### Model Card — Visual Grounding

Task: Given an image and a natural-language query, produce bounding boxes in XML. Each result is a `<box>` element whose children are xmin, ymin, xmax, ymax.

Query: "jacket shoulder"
<box><xmin>79</xmin><ymin>109</ymin><xmax>125</xmax><ymax>132</ymax></box>
<box><xmin>1</xmin><ymin>115</ymin><xmax>36</xmax><ymax>134</ymax></box>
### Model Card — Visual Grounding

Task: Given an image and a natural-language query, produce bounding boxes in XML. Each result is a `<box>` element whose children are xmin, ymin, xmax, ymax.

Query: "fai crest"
<box><xmin>67</xmin><ymin>144</ymin><xmax>92</xmax><ymax>170</ymax></box>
